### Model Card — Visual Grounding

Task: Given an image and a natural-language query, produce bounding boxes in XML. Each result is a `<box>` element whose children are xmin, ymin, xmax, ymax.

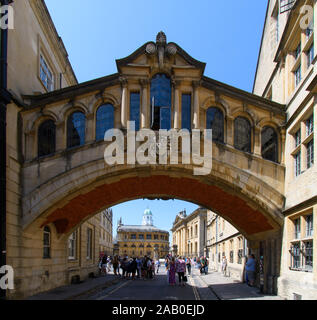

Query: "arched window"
<box><xmin>261</xmin><ymin>126</ymin><xmax>278</xmax><ymax>163</ymax></box>
<box><xmin>96</xmin><ymin>104</ymin><xmax>114</xmax><ymax>141</ymax></box>
<box><xmin>150</xmin><ymin>74</ymin><xmax>171</xmax><ymax>130</ymax></box>
<box><xmin>206</xmin><ymin>107</ymin><xmax>224</xmax><ymax>143</ymax></box>
<box><xmin>234</xmin><ymin>116</ymin><xmax>251</xmax><ymax>152</ymax></box>
<box><xmin>67</xmin><ymin>112</ymin><xmax>86</xmax><ymax>148</ymax></box>
<box><xmin>38</xmin><ymin>120</ymin><xmax>56</xmax><ymax>157</ymax></box>
<box><xmin>43</xmin><ymin>226</ymin><xmax>51</xmax><ymax>259</ymax></box>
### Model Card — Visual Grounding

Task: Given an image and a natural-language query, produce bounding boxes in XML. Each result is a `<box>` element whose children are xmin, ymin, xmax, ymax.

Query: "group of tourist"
<box><xmin>98</xmin><ymin>255</ymin><xmax>159</xmax><ymax>280</ymax></box>
<box><xmin>99</xmin><ymin>253</ymin><xmax>258</xmax><ymax>288</ymax></box>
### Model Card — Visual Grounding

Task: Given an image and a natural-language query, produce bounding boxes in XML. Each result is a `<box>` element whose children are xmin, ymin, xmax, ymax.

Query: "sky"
<box><xmin>44</xmin><ymin>0</ymin><xmax>268</xmax><ymax>240</ymax></box>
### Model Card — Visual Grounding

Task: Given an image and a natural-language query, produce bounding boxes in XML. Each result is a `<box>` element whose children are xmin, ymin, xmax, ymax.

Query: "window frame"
<box><xmin>43</xmin><ymin>226</ymin><xmax>51</xmax><ymax>259</ymax></box>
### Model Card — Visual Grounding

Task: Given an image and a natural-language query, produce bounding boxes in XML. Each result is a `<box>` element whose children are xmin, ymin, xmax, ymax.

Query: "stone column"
<box><xmin>254</xmin><ymin>126</ymin><xmax>261</xmax><ymax>156</ymax></box>
<box><xmin>193</xmin><ymin>81</ymin><xmax>200</xmax><ymax>129</ymax></box>
<box><xmin>56</xmin><ymin>121</ymin><xmax>65</xmax><ymax>151</ymax></box>
<box><xmin>280</xmin><ymin>128</ymin><xmax>286</xmax><ymax>165</ymax></box>
<box><xmin>140</xmin><ymin>79</ymin><xmax>149</xmax><ymax>129</ymax></box>
<box><xmin>173</xmin><ymin>80</ymin><xmax>181</xmax><ymax>129</ymax></box>
<box><xmin>120</xmin><ymin>77</ymin><xmax>128</xmax><ymax>129</ymax></box>
<box><xmin>85</xmin><ymin>113</ymin><xmax>95</xmax><ymax>143</ymax></box>
<box><xmin>226</xmin><ymin>115</ymin><xmax>234</xmax><ymax>147</ymax></box>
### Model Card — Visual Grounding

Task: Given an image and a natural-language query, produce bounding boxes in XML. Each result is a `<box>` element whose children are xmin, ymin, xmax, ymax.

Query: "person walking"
<box><xmin>101</xmin><ymin>254</ymin><xmax>108</xmax><ymax>275</ymax></box>
<box><xmin>176</xmin><ymin>257</ymin><xmax>187</xmax><ymax>286</ymax></box>
<box><xmin>245</xmin><ymin>254</ymin><xmax>256</xmax><ymax>287</ymax></box>
<box><xmin>222</xmin><ymin>256</ymin><xmax>228</xmax><ymax>276</ymax></box>
<box><xmin>168</xmin><ymin>257</ymin><xmax>176</xmax><ymax>286</ymax></box>
<box><xmin>136</xmin><ymin>257</ymin><xmax>141</xmax><ymax>278</ymax></box>
<box><xmin>113</xmin><ymin>256</ymin><xmax>119</xmax><ymax>276</ymax></box>
<box><xmin>186</xmin><ymin>257</ymin><xmax>192</xmax><ymax>276</ymax></box>
<box><xmin>156</xmin><ymin>259</ymin><xmax>160</xmax><ymax>274</ymax></box>
<box><xmin>130</xmin><ymin>258</ymin><xmax>138</xmax><ymax>280</ymax></box>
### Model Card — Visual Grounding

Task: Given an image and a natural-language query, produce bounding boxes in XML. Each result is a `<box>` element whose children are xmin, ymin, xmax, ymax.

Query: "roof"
<box><xmin>117</xmin><ymin>225</ymin><xmax>169</xmax><ymax>234</ymax></box>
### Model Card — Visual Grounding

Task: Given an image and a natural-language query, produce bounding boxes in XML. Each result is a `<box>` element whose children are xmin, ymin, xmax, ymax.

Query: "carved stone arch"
<box><xmin>257</xmin><ymin>118</ymin><xmax>282</xmax><ymax>132</ymax></box>
<box><xmin>231</xmin><ymin>110</ymin><xmax>255</xmax><ymax>127</ymax></box>
<box><xmin>89</xmin><ymin>92</ymin><xmax>120</xmax><ymax>115</ymax></box>
<box><xmin>26</xmin><ymin>109</ymin><xmax>58</xmax><ymax>134</ymax></box>
<box><xmin>60</xmin><ymin>101</ymin><xmax>88</xmax><ymax>122</ymax></box>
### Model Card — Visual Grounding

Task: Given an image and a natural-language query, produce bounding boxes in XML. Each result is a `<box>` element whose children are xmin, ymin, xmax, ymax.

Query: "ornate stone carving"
<box><xmin>145</xmin><ymin>31</ymin><xmax>177</xmax><ymax>69</ymax></box>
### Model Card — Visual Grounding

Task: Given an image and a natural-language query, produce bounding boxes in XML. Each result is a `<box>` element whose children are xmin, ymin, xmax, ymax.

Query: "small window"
<box><xmin>139</xmin><ymin>234</ymin><xmax>144</xmax><ymax>240</ymax></box>
<box><xmin>87</xmin><ymin>228</ymin><xmax>93</xmax><ymax>260</ymax></box>
<box><xmin>306</xmin><ymin>115</ymin><xmax>314</xmax><ymax>136</ymax></box>
<box><xmin>290</xmin><ymin>243</ymin><xmax>301</xmax><ymax>269</ymax></box>
<box><xmin>306</xmin><ymin>215</ymin><xmax>314</xmax><ymax>237</ymax></box>
<box><xmin>131</xmin><ymin>234</ymin><xmax>136</xmax><ymax>240</ymax></box>
<box><xmin>206</xmin><ymin>107</ymin><xmax>224</xmax><ymax>143</ymax></box>
<box><xmin>295</xmin><ymin>43</ymin><xmax>301</xmax><ymax>60</ymax></box>
<box><xmin>307</xmin><ymin>140</ymin><xmax>314</xmax><ymax>169</ymax></box>
<box><xmin>40</xmin><ymin>54</ymin><xmax>54</xmax><ymax>92</ymax></box>
<box><xmin>294</xmin><ymin>65</ymin><xmax>301</xmax><ymax>87</ymax></box>
<box><xmin>67</xmin><ymin>112</ymin><xmax>86</xmax><ymax>148</ymax></box>
<box><xmin>96</xmin><ymin>104</ymin><xmax>114</xmax><ymax>141</ymax></box>
<box><xmin>303</xmin><ymin>241</ymin><xmax>313</xmax><ymax>272</ymax></box>
<box><xmin>146</xmin><ymin>234</ymin><xmax>152</xmax><ymax>240</ymax></box>
<box><xmin>307</xmin><ymin>44</ymin><xmax>314</xmax><ymax>68</ymax></box>
<box><xmin>294</xmin><ymin>218</ymin><xmax>301</xmax><ymax>239</ymax></box>
<box><xmin>38</xmin><ymin>120</ymin><xmax>56</xmax><ymax>157</ymax></box>
<box><xmin>154</xmin><ymin>235</ymin><xmax>159</xmax><ymax>240</ymax></box>
<box><xmin>68</xmin><ymin>231</ymin><xmax>77</xmax><ymax>260</ymax></box>
<box><xmin>181</xmin><ymin>94</ymin><xmax>192</xmax><ymax>131</ymax></box>
<box><xmin>130</xmin><ymin>92</ymin><xmax>140</xmax><ymax>131</ymax></box>
<box><xmin>295</xmin><ymin>129</ymin><xmax>301</xmax><ymax>148</ymax></box>
<box><xmin>234</xmin><ymin>117</ymin><xmax>251</xmax><ymax>153</ymax></box>
<box><xmin>43</xmin><ymin>226</ymin><xmax>51</xmax><ymax>259</ymax></box>
<box><xmin>261</xmin><ymin>126</ymin><xmax>278</xmax><ymax>163</ymax></box>
<box><xmin>294</xmin><ymin>151</ymin><xmax>301</xmax><ymax>177</ymax></box>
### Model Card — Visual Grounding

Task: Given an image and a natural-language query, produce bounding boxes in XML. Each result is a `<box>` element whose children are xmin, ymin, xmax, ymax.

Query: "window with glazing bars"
<box><xmin>306</xmin><ymin>115</ymin><xmax>314</xmax><ymax>136</ymax></box>
<box><xmin>38</xmin><ymin>120</ymin><xmax>56</xmax><ymax>157</ymax></box>
<box><xmin>294</xmin><ymin>151</ymin><xmax>301</xmax><ymax>177</ymax></box>
<box><xmin>306</xmin><ymin>215</ymin><xmax>313</xmax><ymax>237</ymax></box>
<box><xmin>68</xmin><ymin>232</ymin><xmax>76</xmax><ymax>259</ymax></box>
<box><xmin>234</xmin><ymin>117</ymin><xmax>251</xmax><ymax>152</ymax></box>
<box><xmin>67</xmin><ymin>112</ymin><xmax>86</xmax><ymax>148</ymax></box>
<box><xmin>96</xmin><ymin>104</ymin><xmax>114</xmax><ymax>141</ymax></box>
<box><xmin>294</xmin><ymin>218</ymin><xmax>301</xmax><ymax>239</ymax></box>
<box><xmin>181</xmin><ymin>94</ymin><xmax>192</xmax><ymax>131</ymax></box>
<box><xmin>307</xmin><ymin>44</ymin><xmax>314</xmax><ymax>68</ymax></box>
<box><xmin>303</xmin><ymin>242</ymin><xmax>313</xmax><ymax>272</ymax></box>
<box><xmin>295</xmin><ymin>43</ymin><xmax>301</xmax><ymax>60</ymax></box>
<box><xmin>229</xmin><ymin>251</ymin><xmax>234</xmax><ymax>264</ymax></box>
<box><xmin>294</xmin><ymin>65</ymin><xmax>301</xmax><ymax>87</ymax></box>
<box><xmin>130</xmin><ymin>92</ymin><xmax>140</xmax><ymax>131</ymax></box>
<box><xmin>43</xmin><ymin>226</ymin><xmax>51</xmax><ymax>259</ymax></box>
<box><xmin>237</xmin><ymin>249</ymin><xmax>243</xmax><ymax>264</ymax></box>
<box><xmin>290</xmin><ymin>243</ymin><xmax>301</xmax><ymax>269</ymax></box>
<box><xmin>206</xmin><ymin>107</ymin><xmax>224</xmax><ymax>143</ymax></box>
<box><xmin>40</xmin><ymin>54</ymin><xmax>54</xmax><ymax>92</ymax></box>
<box><xmin>307</xmin><ymin>140</ymin><xmax>314</xmax><ymax>169</ymax></box>
<box><xmin>295</xmin><ymin>129</ymin><xmax>301</xmax><ymax>147</ymax></box>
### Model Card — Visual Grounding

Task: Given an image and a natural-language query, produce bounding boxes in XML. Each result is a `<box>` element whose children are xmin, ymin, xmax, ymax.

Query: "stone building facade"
<box><xmin>254</xmin><ymin>0</ymin><xmax>317</xmax><ymax>300</ymax></box>
<box><xmin>116</xmin><ymin>209</ymin><xmax>169</xmax><ymax>259</ymax></box>
<box><xmin>171</xmin><ymin>208</ymin><xmax>207</xmax><ymax>258</ymax></box>
<box><xmin>99</xmin><ymin>209</ymin><xmax>113</xmax><ymax>256</ymax></box>
<box><xmin>206</xmin><ymin>211</ymin><xmax>248</xmax><ymax>282</ymax></box>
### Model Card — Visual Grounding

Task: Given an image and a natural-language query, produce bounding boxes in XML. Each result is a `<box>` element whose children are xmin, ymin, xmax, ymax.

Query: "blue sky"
<box><xmin>44</xmin><ymin>0</ymin><xmax>268</xmax><ymax>239</ymax></box>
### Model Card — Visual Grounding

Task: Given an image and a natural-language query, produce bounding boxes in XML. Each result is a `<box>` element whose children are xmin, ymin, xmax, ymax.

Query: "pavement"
<box><xmin>27</xmin><ymin>267</ymin><xmax>284</xmax><ymax>300</ymax></box>
<box><xmin>27</xmin><ymin>273</ymin><xmax>121</xmax><ymax>300</ymax></box>
<box><xmin>190</xmin><ymin>267</ymin><xmax>284</xmax><ymax>300</ymax></box>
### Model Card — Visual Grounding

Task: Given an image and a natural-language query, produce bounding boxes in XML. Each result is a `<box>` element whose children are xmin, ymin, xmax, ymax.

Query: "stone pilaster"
<box><xmin>56</xmin><ymin>121</ymin><xmax>65</xmax><ymax>152</ymax></box>
<box><xmin>226</xmin><ymin>115</ymin><xmax>234</xmax><ymax>147</ymax></box>
<box><xmin>254</xmin><ymin>126</ymin><xmax>261</xmax><ymax>156</ymax></box>
<box><xmin>85</xmin><ymin>113</ymin><xmax>95</xmax><ymax>143</ymax></box>
<box><xmin>172</xmin><ymin>80</ymin><xmax>181</xmax><ymax>129</ymax></box>
<box><xmin>139</xmin><ymin>79</ymin><xmax>149</xmax><ymax>129</ymax></box>
<box><xmin>120</xmin><ymin>77</ymin><xmax>128</xmax><ymax>129</ymax></box>
<box><xmin>193</xmin><ymin>81</ymin><xmax>201</xmax><ymax>129</ymax></box>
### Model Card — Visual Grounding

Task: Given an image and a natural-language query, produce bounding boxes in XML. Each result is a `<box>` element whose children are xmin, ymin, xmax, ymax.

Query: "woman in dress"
<box><xmin>168</xmin><ymin>257</ymin><xmax>176</xmax><ymax>286</ymax></box>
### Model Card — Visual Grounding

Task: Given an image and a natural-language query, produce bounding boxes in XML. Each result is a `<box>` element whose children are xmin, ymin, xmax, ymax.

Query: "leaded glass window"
<box><xmin>38</xmin><ymin>120</ymin><xmax>56</xmax><ymax>157</ymax></box>
<box><xmin>67</xmin><ymin>112</ymin><xmax>86</xmax><ymax>148</ymax></box>
<box><xmin>234</xmin><ymin>117</ymin><xmax>251</xmax><ymax>152</ymax></box>
<box><xmin>43</xmin><ymin>226</ymin><xmax>51</xmax><ymax>259</ymax></box>
<box><xmin>261</xmin><ymin>126</ymin><xmax>278</xmax><ymax>163</ymax></box>
<box><xmin>307</xmin><ymin>140</ymin><xmax>314</xmax><ymax>169</ymax></box>
<box><xmin>181</xmin><ymin>94</ymin><xmax>192</xmax><ymax>131</ymax></box>
<box><xmin>96</xmin><ymin>104</ymin><xmax>114</xmax><ymax>141</ymax></box>
<box><xmin>206</xmin><ymin>107</ymin><xmax>224</xmax><ymax>143</ymax></box>
<box><xmin>150</xmin><ymin>74</ymin><xmax>171</xmax><ymax>130</ymax></box>
<box><xmin>130</xmin><ymin>92</ymin><xmax>140</xmax><ymax>131</ymax></box>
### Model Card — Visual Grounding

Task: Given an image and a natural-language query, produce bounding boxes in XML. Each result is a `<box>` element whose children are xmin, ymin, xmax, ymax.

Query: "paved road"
<box><xmin>87</xmin><ymin>269</ymin><xmax>199</xmax><ymax>300</ymax></box>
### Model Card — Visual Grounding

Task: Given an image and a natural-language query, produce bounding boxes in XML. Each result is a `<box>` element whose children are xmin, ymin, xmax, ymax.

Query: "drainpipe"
<box><xmin>0</xmin><ymin>0</ymin><xmax>12</xmax><ymax>300</ymax></box>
